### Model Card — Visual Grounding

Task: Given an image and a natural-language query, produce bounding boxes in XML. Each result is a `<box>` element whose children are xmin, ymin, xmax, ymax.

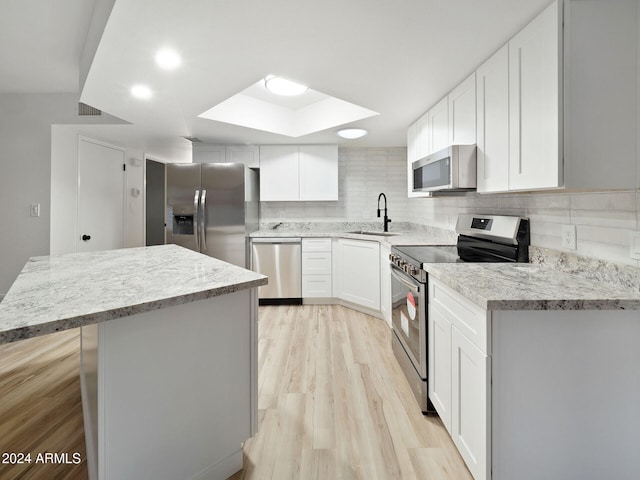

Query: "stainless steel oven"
<box><xmin>389</xmin><ymin>260</ymin><xmax>432</xmax><ymax>412</ymax></box>
<box><xmin>389</xmin><ymin>214</ymin><xmax>530</xmax><ymax>415</ymax></box>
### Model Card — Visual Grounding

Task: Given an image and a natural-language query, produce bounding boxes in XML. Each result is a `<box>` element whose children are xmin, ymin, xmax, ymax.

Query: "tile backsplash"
<box><xmin>260</xmin><ymin>147</ymin><xmax>640</xmax><ymax>268</ymax></box>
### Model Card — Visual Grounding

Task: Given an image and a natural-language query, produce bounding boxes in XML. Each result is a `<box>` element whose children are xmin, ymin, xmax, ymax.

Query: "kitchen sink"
<box><xmin>347</xmin><ymin>230</ymin><xmax>399</xmax><ymax>237</ymax></box>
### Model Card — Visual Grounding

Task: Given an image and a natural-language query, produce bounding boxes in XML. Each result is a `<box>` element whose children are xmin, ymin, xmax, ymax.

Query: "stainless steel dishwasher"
<box><xmin>251</xmin><ymin>238</ymin><xmax>302</xmax><ymax>305</ymax></box>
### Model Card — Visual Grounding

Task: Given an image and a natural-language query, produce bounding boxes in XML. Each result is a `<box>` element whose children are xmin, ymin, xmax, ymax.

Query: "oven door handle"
<box><xmin>390</xmin><ymin>266</ymin><xmax>420</xmax><ymax>293</ymax></box>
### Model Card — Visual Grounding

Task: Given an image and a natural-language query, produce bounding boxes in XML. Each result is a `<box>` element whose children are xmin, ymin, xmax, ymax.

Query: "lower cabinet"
<box><xmin>337</xmin><ymin>238</ymin><xmax>380</xmax><ymax>310</ymax></box>
<box><xmin>429</xmin><ymin>278</ymin><xmax>490</xmax><ymax>480</ymax></box>
<box><xmin>379</xmin><ymin>244</ymin><xmax>391</xmax><ymax>326</ymax></box>
<box><xmin>302</xmin><ymin>238</ymin><xmax>332</xmax><ymax>298</ymax></box>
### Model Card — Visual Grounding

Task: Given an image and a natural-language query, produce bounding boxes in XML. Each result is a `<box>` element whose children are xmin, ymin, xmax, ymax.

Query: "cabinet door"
<box><xmin>299</xmin><ymin>145</ymin><xmax>338</xmax><ymax>201</ymax></box>
<box><xmin>449</xmin><ymin>73</ymin><xmax>476</xmax><ymax>146</ymax></box>
<box><xmin>337</xmin><ymin>239</ymin><xmax>380</xmax><ymax>310</ymax></box>
<box><xmin>429</xmin><ymin>97</ymin><xmax>449</xmax><ymax>154</ymax></box>
<box><xmin>226</xmin><ymin>145</ymin><xmax>259</xmax><ymax>168</ymax></box>
<box><xmin>415</xmin><ymin>112</ymin><xmax>430</xmax><ymax>159</ymax></box>
<box><xmin>192</xmin><ymin>145</ymin><xmax>226</xmax><ymax>163</ymax></box>
<box><xmin>259</xmin><ymin>145</ymin><xmax>299</xmax><ymax>201</ymax></box>
<box><xmin>451</xmin><ymin>326</ymin><xmax>490</xmax><ymax>480</ymax></box>
<box><xmin>429</xmin><ymin>303</ymin><xmax>452</xmax><ymax>434</ymax></box>
<box><xmin>379</xmin><ymin>244</ymin><xmax>391</xmax><ymax>326</ymax></box>
<box><xmin>476</xmin><ymin>44</ymin><xmax>510</xmax><ymax>193</ymax></box>
<box><xmin>509</xmin><ymin>1</ymin><xmax>561</xmax><ymax>191</ymax></box>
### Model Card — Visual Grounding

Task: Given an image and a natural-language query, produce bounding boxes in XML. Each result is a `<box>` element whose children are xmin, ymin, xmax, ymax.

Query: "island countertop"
<box><xmin>0</xmin><ymin>244</ymin><xmax>267</xmax><ymax>345</ymax></box>
<box><xmin>424</xmin><ymin>262</ymin><xmax>640</xmax><ymax>311</ymax></box>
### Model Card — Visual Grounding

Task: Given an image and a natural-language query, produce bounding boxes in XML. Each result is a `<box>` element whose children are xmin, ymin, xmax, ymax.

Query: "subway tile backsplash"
<box><xmin>260</xmin><ymin>147</ymin><xmax>640</xmax><ymax>268</ymax></box>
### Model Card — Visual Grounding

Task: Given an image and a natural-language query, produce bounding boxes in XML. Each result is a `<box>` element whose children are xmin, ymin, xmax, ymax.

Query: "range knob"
<box><xmin>403</xmin><ymin>264</ymin><xmax>417</xmax><ymax>275</ymax></box>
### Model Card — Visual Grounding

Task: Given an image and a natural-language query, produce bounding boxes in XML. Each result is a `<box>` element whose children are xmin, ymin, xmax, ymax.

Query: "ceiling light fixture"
<box><xmin>130</xmin><ymin>84</ymin><xmax>152</xmax><ymax>99</ymax></box>
<box><xmin>264</xmin><ymin>76</ymin><xmax>308</xmax><ymax>96</ymax></box>
<box><xmin>155</xmin><ymin>48</ymin><xmax>181</xmax><ymax>70</ymax></box>
<box><xmin>337</xmin><ymin>128</ymin><xmax>368</xmax><ymax>139</ymax></box>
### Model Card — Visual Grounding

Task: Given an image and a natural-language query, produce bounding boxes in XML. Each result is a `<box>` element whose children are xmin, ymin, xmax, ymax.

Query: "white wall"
<box><xmin>0</xmin><ymin>93</ymin><xmax>137</xmax><ymax>296</ymax></box>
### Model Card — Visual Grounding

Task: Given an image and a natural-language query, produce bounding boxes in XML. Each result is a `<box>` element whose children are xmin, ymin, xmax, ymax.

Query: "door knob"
<box><xmin>82</xmin><ymin>234</ymin><xmax>91</xmax><ymax>241</ymax></box>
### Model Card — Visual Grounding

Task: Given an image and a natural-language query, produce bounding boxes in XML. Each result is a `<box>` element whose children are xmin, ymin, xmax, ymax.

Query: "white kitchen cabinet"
<box><xmin>448</xmin><ymin>73</ymin><xmax>476</xmax><ymax>146</ymax></box>
<box><xmin>429</xmin><ymin>278</ymin><xmax>490</xmax><ymax>480</ymax></box>
<box><xmin>428</xmin><ymin>301</ymin><xmax>452</xmax><ymax>434</ymax></box>
<box><xmin>259</xmin><ymin>145</ymin><xmax>299</xmax><ymax>201</ymax></box>
<box><xmin>337</xmin><ymin>238</ymin><xmax>380</xmax><ymax>310</ymax></box>
<box><xmin>476</xmin><ymin>45</ymin><xmax>510</xmax><ymax>193</ymax></box>
<box><xmin>192</xmin><ymin>144</ymin><xmax>226</xmax><ymax>163</ymax></box>
<box><xmin>415</xmin><ymin>112</ymin><xmax>430</xmax><ymax>160</ymax></box>
<box><xmin>429</xmin><ymin>97</ymin><xmax>449</xmax><ymax>154</ymax></box>
<box><xmin>451</xmin><ymin>325</ymin><xmax>490</xmax><ymax>480</ymax></box>
<box><xmin>379</xmin><ymin>244</ymin><xmax>391</xmax><ymax>326</ymax></box>
<box><xmin>259</xmin><ymin>145</ymin><xmax>338</xmax><ymax>201</ymax></box>
<box><xmin>508</xmin><ymin>1</ymin><xmax>561</xmax><ymax>191</ymax></box>
<box><xmin>226</xmin><ymin>145</ymin><xmax>259</xmax><ymax>168</ymax></box>
<box><xmin>302</xmin><ymin>238</ymin><xmax>332</xmax><ymax>298</ymax></box>
<box><xmin>192</xmin><ymin>144</ymin><xmax>259</xmax><ymax>168</ymax></box>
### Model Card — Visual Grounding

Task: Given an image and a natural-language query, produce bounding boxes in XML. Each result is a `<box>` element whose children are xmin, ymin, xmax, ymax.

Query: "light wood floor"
<box><xmin>0</xmin><ymin>305</ymin><xmax>471</xmax><ymax>480</ymax></box>
<box><xmin>231</xmin><ymin>305</ymin><xmax>472</xmax><ymax>480</ymax></box>
<box><xmin>0</xmin><ymin>328</ymin><xmax>87</xmax><ymax>480</ymax></box>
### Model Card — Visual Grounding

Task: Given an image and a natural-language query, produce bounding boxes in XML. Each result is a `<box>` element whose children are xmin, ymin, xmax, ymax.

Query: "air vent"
<box><xmin>183</xmin><ymin>136</ymin><xmax>202</xmax><ymax>142</ymax></box>
<box><xmin>78</xmin><ymin>102</ymin><xmax>102</xmax><ymax>116</ymax></box>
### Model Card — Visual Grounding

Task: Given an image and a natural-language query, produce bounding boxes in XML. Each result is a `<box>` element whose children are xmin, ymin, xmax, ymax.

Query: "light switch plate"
<box><xmin>561</xmin><ymin>224</ymin><xmax>577</xmax><ymax>250</ymax></box>
<box><xmin>30</xmin><ymin>203</ymin><xmax>40</xmax><ymax>217</ymax></box>
<box><xmin>630</xmin><ymin>231</ymin><xmax>640</xmax><ymax>260</ymax></box>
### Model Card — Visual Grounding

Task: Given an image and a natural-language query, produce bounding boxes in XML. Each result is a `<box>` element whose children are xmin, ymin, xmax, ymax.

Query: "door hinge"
<box><xmin>123</xmin><ymin>163</ymin><xmax>126</xmax><ymax>171</ymax></box>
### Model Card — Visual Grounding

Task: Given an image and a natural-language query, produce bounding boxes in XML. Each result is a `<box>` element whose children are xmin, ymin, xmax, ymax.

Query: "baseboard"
<box><xmin>190</xmin><ymin>449</ymin><xmax>243</xmax><ymax>480</ymax></box>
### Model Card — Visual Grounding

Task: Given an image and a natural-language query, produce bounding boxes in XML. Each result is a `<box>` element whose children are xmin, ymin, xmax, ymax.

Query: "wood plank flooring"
<box><xmin>231</xmin><ymin>305</ymin><xmax>472</xmax><ymax>480</ymax></box>
<box><xmin>0</xmin><ymin>328</ymin><xmax>87</xmax><ymax>480</ymax></box>
<box><xmin>0</xmin><ymin>305</ymin><xmax>471</xmax><ymax>480</ymax></box>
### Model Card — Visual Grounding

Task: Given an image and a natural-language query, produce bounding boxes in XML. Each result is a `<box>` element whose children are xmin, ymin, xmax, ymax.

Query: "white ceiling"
<box><xmin>2</xmin><ymin>0</ymin><xmax>552</xmax><ymax>162</ymax></box>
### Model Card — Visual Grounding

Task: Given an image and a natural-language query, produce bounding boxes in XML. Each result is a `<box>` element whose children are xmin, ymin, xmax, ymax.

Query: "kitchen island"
<box><xmin>0</xmin><ymin>244</ymin><xmax>267</xmax><ymax>480</ymax></box>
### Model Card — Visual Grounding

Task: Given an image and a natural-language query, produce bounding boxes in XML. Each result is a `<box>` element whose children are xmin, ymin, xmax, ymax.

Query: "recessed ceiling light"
<box><xmin>337</xmin><ymin>128</ymin><xmax>368</xmax><ymax>139</ymax></box>
<box><xmin>155</xmin><ymin>48</ymin><xmax>181</xmax><ymax>70</ymax></box>
<box><xmin>131</xmin><ymin>84</ymin><xmax>152</xmax><ymax>99</ymax></box>
<box><xmin>264</xmin><ymin>76</ymin><xmax>308</xmax><ymax>96</ymax></box>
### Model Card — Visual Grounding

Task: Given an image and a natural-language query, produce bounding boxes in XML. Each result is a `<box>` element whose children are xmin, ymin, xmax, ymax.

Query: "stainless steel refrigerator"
<box><xmin>165</xmin><ymin>163</ymin><xmax>259</xmax><ymax>268</ymax></box>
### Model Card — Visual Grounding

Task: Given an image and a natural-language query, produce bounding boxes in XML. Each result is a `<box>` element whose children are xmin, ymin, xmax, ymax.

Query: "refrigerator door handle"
<box><xmin>200</xmin><ymin>189</ymin><xmax>207</xmax><ymax>252</ymax></box>
<box><xmin>193</xmin><ymin>190</ymin><xmax>200</xmax><ymax>251</ymax></box>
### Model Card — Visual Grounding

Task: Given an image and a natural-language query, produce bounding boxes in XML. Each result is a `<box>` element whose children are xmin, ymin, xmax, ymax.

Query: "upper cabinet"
<box><xmin>225</xmin><ymin>146</ymin><xmax>260</xmax><ymax>169</ymax></box>
<box><xmin>408</xmin><ymin>0</ymin><xmax>640</xmax><ymax>195</ymax></box>
<box><xmin>192</xmin><ymin>144</ymin><xmax>259</xmax><ymax>168</ymax></box>
<box><xmin>448</xmin><ymin>73</ymin><xmax>477</xmax><ymax>147</ymax></box>
<box><xmin>429</xmin><ymin>97</ymin><xmax>450</xmax><ymax>154</ymax></box>
<box><xmin>406</xmin><ymin>74</ymin><xmax>475</xmax><ymax>197</ymax></box>
<box><xmin>508</xmin><ymin>2</ymin><xmax>560</xmax><ymax>191</ymax></box>
<box><xmin>476</xmin><ymin>45</ymin><xmax>510</xmax><ymax>193</ymax></box>
<box><xmin>260</xmin><ymin>145</ymin><xmax>338</xmax><ymax>201</ymax></box>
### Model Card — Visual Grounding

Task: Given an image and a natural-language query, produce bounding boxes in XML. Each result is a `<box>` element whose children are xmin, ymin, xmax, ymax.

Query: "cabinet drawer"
<box><xmin>302</xmin><ymin>275</ymin><xmax>332</xmax><ymax>297</ymax></box>
<box><xmin>430</xmin><ymin>279</ymin><xmax>489</xmax><ymax>354</ymax></box>
<box><xmin>302</xmin><ymin>238</ymin><xmax>332</xmax><ymax>252</ymax></box>
<box><xmin>302</xmin><ymin>252</ymin><xmax>332</xmax><ymax>275</ymax></box>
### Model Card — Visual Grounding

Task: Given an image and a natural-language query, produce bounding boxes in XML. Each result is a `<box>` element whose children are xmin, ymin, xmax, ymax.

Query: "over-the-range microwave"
<box><xmin>412</xmin><ymin>145</ymin><xmax>477</xmax><ymax>193</ymax></box>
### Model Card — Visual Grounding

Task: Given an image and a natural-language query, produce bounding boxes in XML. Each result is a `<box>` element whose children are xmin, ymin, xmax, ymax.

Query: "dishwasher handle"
<box><xmin>251</xmin><ymin>238</ymin><xmax>301</xmax><ymax>244</ymax></box>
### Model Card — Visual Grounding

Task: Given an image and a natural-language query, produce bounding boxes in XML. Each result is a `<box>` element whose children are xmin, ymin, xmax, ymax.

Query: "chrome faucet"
<box><xmin>377</xmin><ymin>193</ymin><xmax>392</xmax><ymax>232</ymax></box>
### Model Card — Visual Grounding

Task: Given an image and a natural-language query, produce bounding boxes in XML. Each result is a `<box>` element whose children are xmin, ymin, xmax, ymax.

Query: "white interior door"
<box><xmin>77</xmin><ymin>137</ymin><xmax>126</xmax><ymax>253</ymax></box>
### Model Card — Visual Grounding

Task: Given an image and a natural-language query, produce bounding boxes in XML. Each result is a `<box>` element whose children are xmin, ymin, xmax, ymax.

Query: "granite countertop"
<box><xmin>250</xmin><ymin>228</ymin><xmax>454</xmax><ymax>247</ymax></box>
<box><xmin>424</xmin><ymin>263</ymin><xmax>640</xmax><ymax>311</ymax></box>
<box><xmin>0</xmin><ymin>244</ymin><xmax>267</xmax><ymax>345</ymax></box>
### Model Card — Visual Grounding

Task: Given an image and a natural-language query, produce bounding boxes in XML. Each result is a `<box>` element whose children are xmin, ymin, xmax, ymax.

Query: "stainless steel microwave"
<box><xmin>412</xmin><ymin>145</ymin><xmax>477</xmax><ymax>193</ymax></box>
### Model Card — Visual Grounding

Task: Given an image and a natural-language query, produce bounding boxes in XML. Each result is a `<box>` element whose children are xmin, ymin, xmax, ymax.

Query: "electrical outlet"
<box><xmin>630</xmin><ymin>231</ymin><xmax>640</xmax><ymax>260</ymax></box>
<box><xmin>561</xmin><ymin>224</ymin><xmax>577</xmax><ymax>250</ymax></box>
